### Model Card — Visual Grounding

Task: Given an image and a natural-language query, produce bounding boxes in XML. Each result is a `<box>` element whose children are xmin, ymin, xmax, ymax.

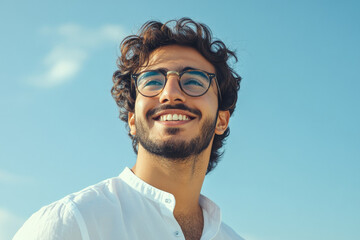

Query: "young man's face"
<box><xmin>128</xmin><ymin>45</ymin><xmax>229</xmax><ymax>160</ymax></box>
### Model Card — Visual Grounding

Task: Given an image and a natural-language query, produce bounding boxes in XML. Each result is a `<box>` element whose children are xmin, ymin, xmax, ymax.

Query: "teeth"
<box><xmin>159</xmin><ymin>114</ymin><xmax>190</xmax><ymax>121</ymax></box>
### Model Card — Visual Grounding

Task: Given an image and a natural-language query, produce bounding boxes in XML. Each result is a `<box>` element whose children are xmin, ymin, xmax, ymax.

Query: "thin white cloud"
<box><xmin>0</xmin><ymin>169</ymin><xmax>34</xmax><ymax>184</ymax></box>
<box><xmin>29</xmin><ymin>24</ymin><xmax>126</xmax><ymax>88</ymax></box>
<box><xmin>98</xmin><ymin>25</ymin><xmax>127</xmax><ymax>43</ymax></box>
<box><xmin>62</xmin><ymin>24</ymin><xmax>126</xmax><ymax>47</ymax></box>
<box><xmin>30</xmin><ymin>46</ymin><xmax>87</xmax><ymax>87</ymax></box>
<box><xmin>0</xmin><ymin>208</ymin><xmax>24</xmax><ymax>240</ymax></box>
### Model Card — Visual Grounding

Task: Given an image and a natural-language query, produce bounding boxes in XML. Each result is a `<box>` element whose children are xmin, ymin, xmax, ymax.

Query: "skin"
<box><xmin>128</xmin><ymin>45</ymin><xmax>230</xmax><ymax>239</ymax></box>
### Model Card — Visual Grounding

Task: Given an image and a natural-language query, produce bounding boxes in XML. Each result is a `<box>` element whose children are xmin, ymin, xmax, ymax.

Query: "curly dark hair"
<box><xmin>111</xmin><ymin>18</ymin><xmax>241</xmax><ymax>174</ymax></box>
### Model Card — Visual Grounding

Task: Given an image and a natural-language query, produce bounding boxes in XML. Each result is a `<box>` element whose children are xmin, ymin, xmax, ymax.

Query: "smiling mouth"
<box><xmin>154</xmin><ymin>113</ymin><xmax>195</xmax><ymax>122</ymax></box>
<box><xmin>147</xmin><ymin>103</ymin><xmax>201</xmax><ymax>123</ymax></box>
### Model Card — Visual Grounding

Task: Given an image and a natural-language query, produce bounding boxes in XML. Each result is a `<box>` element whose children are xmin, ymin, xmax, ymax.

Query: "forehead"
<box><xmin>143</xmin><ymin>45</ymin><xmax>215</xmax><ymax>73</ymax></box>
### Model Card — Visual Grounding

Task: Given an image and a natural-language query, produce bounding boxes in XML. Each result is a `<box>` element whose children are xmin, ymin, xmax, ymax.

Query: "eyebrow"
<box><xmin>152</xmin><ymin>66</ymin><xmax>196</xmax><ymax>72</ymax></box>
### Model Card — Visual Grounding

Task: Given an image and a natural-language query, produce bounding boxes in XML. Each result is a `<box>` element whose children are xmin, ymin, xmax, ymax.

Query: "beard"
<box><xmin>135</xmin><ymin>109</ymin><xmax>218</xmax><ymax>161</ymax></box>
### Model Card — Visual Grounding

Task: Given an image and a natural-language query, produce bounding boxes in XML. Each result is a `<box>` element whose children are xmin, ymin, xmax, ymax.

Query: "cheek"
<box><xmin>134</xmin><ymin>96</ymin><xmax>157</xmax><ymax>122</ymax></box>
<box><xmin>204</xmin><ymin>92</ymin><xmax>219</xmax><ymax>113</ymax></box>
<box><xmin>134</xmin><ymin>97</ymin><xmax>146</xmax><ymax>116</ymax></box>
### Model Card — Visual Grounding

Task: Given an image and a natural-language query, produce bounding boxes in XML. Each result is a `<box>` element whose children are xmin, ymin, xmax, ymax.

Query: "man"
<box><xmin>14</xmin><ymin>18</ymin><xmax>243</xmax><ymax>240</ymax></box>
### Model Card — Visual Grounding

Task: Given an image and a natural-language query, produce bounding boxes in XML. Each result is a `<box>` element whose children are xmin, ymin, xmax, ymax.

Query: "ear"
<box><xmin>215</xmin><ymin>110</ymin><xmax>230</xmax><ymax>135</ymax></box>
<box><xmin>128</xmin><ymin>112</ymin><xmax>136</xmax><ymax>135</ymax></box>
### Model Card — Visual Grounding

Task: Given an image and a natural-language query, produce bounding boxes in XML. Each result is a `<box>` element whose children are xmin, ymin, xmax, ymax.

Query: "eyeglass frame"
<box><xmin>131</xmin><ymin>68</ymin><xmax>222</xmax><ymax>102</ymax></box>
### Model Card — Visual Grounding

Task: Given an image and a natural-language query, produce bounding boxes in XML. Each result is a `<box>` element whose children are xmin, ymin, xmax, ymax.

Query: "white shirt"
<box><xmin>13</xmin><ymin>167</ymin><xmax>243</xmax><ymax>240</ymax></box>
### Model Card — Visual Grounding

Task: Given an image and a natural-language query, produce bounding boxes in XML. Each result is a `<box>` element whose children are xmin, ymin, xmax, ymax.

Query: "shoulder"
<box><xmin>13</xmin><ymin>197</ymin><xmax>82</xmax><ymax>240</ymax></box>
<box><xmin>67</xmin><ymin>176</ymin><xmax>123</xmax><ymax>207</ymax></box>
<box><xmin>13</xmin><ymin>176</ymin><xmax>125</xmax><ymax>240</ymax></box>
<box><xmin>217</xmin><ymin>222</ymin><xmax>245</xmax><ymax>240</ymax></box>
<box><xmin>67</xmin><ymin>176</ymin><xmax>129</xmax><ymax>221</ymax></box>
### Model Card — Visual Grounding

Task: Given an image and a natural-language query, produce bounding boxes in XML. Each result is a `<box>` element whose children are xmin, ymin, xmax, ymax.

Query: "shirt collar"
<box><xmin>199</xmin><ymin>194</ymin><xmax>221</xmax><ymax>239</ymax></box>
<box><xmin>119</xmin><ymin>167</ymin><xmax>176</xmax><ymax>211</ymax></box>
<box><xmin>119</xmin><ymin>167</ymin><xmax>222</xmax><ymax>237</ymax></box>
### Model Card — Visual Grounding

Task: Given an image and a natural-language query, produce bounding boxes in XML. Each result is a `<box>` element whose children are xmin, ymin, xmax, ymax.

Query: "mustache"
<box><xmin>146</xmin><ymin>103</ymin><xmax>202</xmax><ymax>119</ymax></box>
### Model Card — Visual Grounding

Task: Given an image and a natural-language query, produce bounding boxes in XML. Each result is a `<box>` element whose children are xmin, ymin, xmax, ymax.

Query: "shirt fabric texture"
<box><xmin>13</xmin><ymin>167</ymin><xmax>243</xmax><ymax>240</ymax></box>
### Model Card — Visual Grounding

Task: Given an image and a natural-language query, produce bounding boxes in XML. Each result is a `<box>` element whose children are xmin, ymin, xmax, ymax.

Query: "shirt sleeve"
<box><xmin>13</xmin><ymin>199</ymin><xmax>83</xmax><ymax>240</ymax></box>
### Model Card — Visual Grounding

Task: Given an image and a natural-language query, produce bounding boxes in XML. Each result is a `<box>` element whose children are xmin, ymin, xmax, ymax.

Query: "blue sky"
<box><xmin>1</xmin><ymin>0</ymin><xmax>359</xmax><ymax>239</ymax></box>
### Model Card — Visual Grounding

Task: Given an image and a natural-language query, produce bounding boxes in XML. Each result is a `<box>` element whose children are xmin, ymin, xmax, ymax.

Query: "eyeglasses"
<box><xmin>131</xmin><ymin>69</ymin><xmax>222</xmax><ymax>101</ymax></box>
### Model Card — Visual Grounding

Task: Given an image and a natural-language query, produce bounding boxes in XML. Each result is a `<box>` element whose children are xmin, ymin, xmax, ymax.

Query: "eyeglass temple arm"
<box><xmin>213</xmin><ymin>76</ymin><xmax>222</xmax><ymax>104</ymax></box>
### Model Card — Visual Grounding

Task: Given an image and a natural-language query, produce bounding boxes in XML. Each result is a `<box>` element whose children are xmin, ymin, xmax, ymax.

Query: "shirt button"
<box><xmin>174</xmin><ymin>231</ymin><xmax>180</xmax><ymax>237</ymax></box>
<box><xmin>165</xmin><ymin>198</ymin><xmax>172</xmax><ymax>204</ymax></box>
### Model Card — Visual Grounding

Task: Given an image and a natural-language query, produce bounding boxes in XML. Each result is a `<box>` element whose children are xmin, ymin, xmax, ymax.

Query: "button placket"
<box><xmin>161</xmin><ymin>194</ymin><xmax>182</xmax><ymax>238</ymax></box>
<box><xmin>163</xmin><ymin>194</ymin><xmax>175</xmax><ymax>209</ymax></box>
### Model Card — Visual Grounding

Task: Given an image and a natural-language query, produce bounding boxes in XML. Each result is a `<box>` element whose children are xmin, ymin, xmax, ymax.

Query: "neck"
<box><xmin>132</xmin><ymin>145</ymin><xmax>211</xmax><ymax>216</ymax></box>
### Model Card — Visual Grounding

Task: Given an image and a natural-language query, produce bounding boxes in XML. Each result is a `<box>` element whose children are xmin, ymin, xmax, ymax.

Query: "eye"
<box><xmin>137</xmin><ymin>71</ymin><xmax>165</xmax><ymax>89</ymax></box>
<box><xmin>181</xmin><ymin>71</ymin><xmax>209</xmax><ymax>89</ymax></box>
<box><xmin>183</xmin><ymin>79</ymin><xmax>204</xmax><ymax>87</ymax></box>
<box><xmin>143</xmin><ymin>79</ymin><xmax>163</xmax><ymax>87</ymax></box>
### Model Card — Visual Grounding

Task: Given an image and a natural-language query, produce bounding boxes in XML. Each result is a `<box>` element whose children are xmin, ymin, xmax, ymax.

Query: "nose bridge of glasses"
<box><xmin>160</xmin><ymin>70</ymin><xmax>186</xmax><ymax>100</ymax></box>
<box><xmin>163</xmin><ymin>70</ymin><xmax>182</xmax><ymax>93</ymax></box>
<box><xmin>164</xmin><ymin>70</ymin><xmax>182</xmax><ymax>90</ymax></box>
<box><xmin>166</xmin><ymin>70</ymin><xmax>180</xmax><ymax>79</ymax></box>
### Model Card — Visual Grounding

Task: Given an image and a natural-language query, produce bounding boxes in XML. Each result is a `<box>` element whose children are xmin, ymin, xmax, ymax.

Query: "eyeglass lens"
<box><xmin>136</xmin><ymin>70</ymin><xmax>211</xmax><ymax>97</ymax></box>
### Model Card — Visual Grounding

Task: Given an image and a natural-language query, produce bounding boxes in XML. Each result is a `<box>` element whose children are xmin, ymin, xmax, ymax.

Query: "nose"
<box><xmin>158</xmin><ymin>73</ymin><xmax>186</xmax><ymax>104</ymax></box>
